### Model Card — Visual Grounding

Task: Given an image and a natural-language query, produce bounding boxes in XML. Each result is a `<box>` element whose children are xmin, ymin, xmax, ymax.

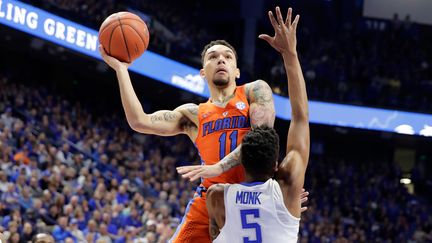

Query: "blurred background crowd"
<box><xmin>21</xmin><ymin>0</ymin><xmax>432</xmax><ymax>113</ymax></box>
<box><xmin>0</xmin><ymin>75</ymin><xmax>198</xmax><ymax>242</ymax></box>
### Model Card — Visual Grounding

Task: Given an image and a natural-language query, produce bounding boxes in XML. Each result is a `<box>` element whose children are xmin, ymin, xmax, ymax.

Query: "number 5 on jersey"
<box><xmin>240</xmin><ymin>209</ymin><xmax>262</xmax><ymax>243</ymax></box>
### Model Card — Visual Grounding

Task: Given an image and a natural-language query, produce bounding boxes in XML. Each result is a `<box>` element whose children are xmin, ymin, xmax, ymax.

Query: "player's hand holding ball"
<box><xmin>98</xmin><ymin>12</ymin><xmax>150</xmax><ymax>71</ymax></box>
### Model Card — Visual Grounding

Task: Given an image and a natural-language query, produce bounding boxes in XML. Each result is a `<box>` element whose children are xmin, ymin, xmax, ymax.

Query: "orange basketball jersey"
<box><xmin>195</xmin><ymin>85</ymin><xmax>251</xmax><ymax>189</ymax></box>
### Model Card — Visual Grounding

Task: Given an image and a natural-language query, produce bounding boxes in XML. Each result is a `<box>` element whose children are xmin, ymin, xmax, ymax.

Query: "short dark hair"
<box><xmin>240</xmin><ymin>126</ymin><xmax>279</xmax><ymax>181</ymax></box>
<box><xmin>201</xmin><ymin>40</ymin><xmax>238</xmax><ymax>65</ymax></box>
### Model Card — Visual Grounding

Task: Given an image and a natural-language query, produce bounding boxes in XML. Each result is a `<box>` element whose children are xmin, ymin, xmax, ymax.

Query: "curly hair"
<box><xmin>240</xmin><ymin>126</ymin><xmax>280</xmax><ymax>181</ymax></box>
<box><xmin>200</xmin><ymin>40</ymin><xmax>238</xmax><ymax>66</ymax></box>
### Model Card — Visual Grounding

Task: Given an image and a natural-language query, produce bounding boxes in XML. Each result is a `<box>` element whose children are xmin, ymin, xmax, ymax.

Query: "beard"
<box><xmin>213</xmin><ymin>78</ymin><xmax>229</xmax><ymax>87</ymax></box>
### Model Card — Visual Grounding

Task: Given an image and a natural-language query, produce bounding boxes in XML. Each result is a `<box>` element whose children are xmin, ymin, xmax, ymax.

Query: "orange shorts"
<box><xmin>170</xmin><ymin>187</ymin><xmax>211</xmax><ymax>243</ymax></box>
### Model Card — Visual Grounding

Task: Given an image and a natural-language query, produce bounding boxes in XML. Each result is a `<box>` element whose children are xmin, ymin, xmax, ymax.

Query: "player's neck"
<box><xmin>209</xmin><ymin>83</ymin><xmax>237</xmax><ymax>105</ymax></box>
<box><xmin>244</xmin><ymin>174</ymin><xmax>270</xmax><ymax>183</ymax></box>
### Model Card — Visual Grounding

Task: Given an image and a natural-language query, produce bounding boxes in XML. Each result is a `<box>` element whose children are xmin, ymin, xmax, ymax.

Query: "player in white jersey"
<box><xmin>206</xmin><ymin>7</ymin><xmax>309</xmax><ymax>243</ymax></box>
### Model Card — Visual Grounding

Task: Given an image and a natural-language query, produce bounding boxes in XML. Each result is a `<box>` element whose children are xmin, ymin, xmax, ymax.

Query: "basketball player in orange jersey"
<box><xmin>99</xmin><ymin>31</ymin><xmax>308</xmax><ymax>242</ymax></box>
<box><xmin>206</xmin><ymin>7</ymin><xmax>308</xmax><ymax>242</ymax></box>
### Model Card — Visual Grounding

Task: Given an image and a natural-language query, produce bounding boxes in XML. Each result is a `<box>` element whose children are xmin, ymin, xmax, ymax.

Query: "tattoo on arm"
<box><xmin>209</xmin><ymin>218</ymin><xmax>220</xmax><ymax>240</ymax></box>
<box><xmin>247</xmin><ymin>81</ymin><xmax>275</xmax><ymax>127</ymax></box>
<box><xmin>245</xmin><ymin>83</ymin><xmax>252</xmax><ymax>100</ymax></box>
<box><xmin>150</xmin><ymin>114</ymin><xmax>164</xmax><ymax>123</ymax></box>
<box><xmin>186</xmin><ymin>105</ymin><xmax>198</xmax><ymax>116</ymax></box>
<box><xmin>252</xmin><ymin>81</ymin><xmax>273</xmax><ymax>104</ymax></box>
<box><xmin>163</xmin><ymin>111</ymin><xmax>178</xmax><ymax>121</ymax></box>
<box><xmin>219</xmin><ymin>145</ymin><xmax>241</xmax><ymax>172</ymax></box>
<box><xmin>150</xmin><ymin>112</ymin><xmax>178</xmax><ymax>124</ymax></box>
<box><xmin>251</xmin><ymin>107</ymin><xmax>268</xmax><ymax>127</ymax></box>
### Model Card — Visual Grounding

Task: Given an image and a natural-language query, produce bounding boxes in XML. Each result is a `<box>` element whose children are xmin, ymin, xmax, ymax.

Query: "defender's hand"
<box><xmin>300</xmin><ymin>188</ymin><xmax>309</xmax><ymax>213</ymax></box>
<box><xmin>99</xmin><ymin>45</ymin><xmax>130</xmax><ymax>71</ymax></box>
<box><xmin>259</xmin><ymin>7</ymin><xmax>299</xmax><ymax>55</ymax></box>
<box><xmin>177</xmin><ymin>164</ymin><xmax>223</xmax><ymax>182</ymax></box>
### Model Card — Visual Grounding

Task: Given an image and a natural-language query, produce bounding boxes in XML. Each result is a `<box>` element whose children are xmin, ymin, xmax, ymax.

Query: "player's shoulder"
<box><xmin>207</xmin><ymin>183</ymin><xmax>229</xmax><ymax>194</ymax></box>
<box><xmin>244</xmin><ymin>80</ymin><xmax>272</xmax><ymax>101</ymax></box>
<box><xmin>207</xmin><ymin>183</ymin><xmax>229</xmax><ymax>198</ymax></box>
<box><xmin>175</xmin><ymin>103</ymin><xmax>199</xmax><ymax>116</ymax></box>
<box><xmin>175</xmin><ymin>103</ymin><xmax>198</xmax><ymax>110</ymax></box>
<box><xmin>207</xmin><ymin>184</ymin><xmax>228</xmax><ymax>206</ymax></box>
<box><xmin>244</xmin><ymin>79</ymin><xmax>267</xmax><ymax>92</ymax></box>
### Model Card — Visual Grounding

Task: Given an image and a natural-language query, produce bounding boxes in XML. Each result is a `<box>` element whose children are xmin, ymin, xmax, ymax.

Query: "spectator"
<box><xmin>1</xmin><ymin>183</ymin><xmax>19</xmax><ymax>209</ymax></box>
<box><xmin>0</xmin><ymin>171</ymin><xmax>9</xmax><ymax>192</ymax></box>
<box><xmin>143</xmin><ymin>231</ymin><xmax>157</xmax><ymax>243</ymax></box>
<box><xmin>2</xmin><ymin>209</ymin><xmax>22</xmax><ymax>229</ymax></box>
<box><xmin>83</xmin><ymin>219</ymin><xmax>100</xmax><ymax>242</ymax></box>
<box><xmin>2</xmin><ymin>221</ymin><xmax>19</xmax><ymax>242</ymax></box>
<box><xmin>20</xmin><ymin>221</ymin><xmax>36</xmax><ymax>242</ymax></box>
<box><xmin>0</xmin><ymin>107</ymin><xmax>15</xmax><ymax>129</ymax></box>
<box><xmin>56</xmin><ymin>143</ymin><xmax>73</xmax><ymax>165</ymax></box>
<box><xmin>29</xmin><ymin>176</ymin><xmax>43</xmax><ymax>198</ymax></box>
<box><xmin>32</xmin><ymin>233</ymin><xmax>55</xmax><ymax>243</ymax></box>
<box><xmin>98</xmin><ymin>223</ymin><xmax>113</xmax><ymax>243</ymax></box>
<box><xmin>116</xmin><ymin>185</ymin><xmax>129</xmax><ymax>205</ymax></box>
<box><xmin>64</xmin><ymin>237</ymin><xmax>75</xmax><ymax>243</ymax></box>
<box><xmin>69</xmin><ymin>218</ymin><xmax>86</xmax><ymax>243</ymax></box>
<box><xmin>40</xmin><ymin>204</ymin><xmax>59</xmax><ymax>226</ymax></box>
<box><xmin>52</xmin><ymin>216</ymin><xmax>74</xmax><ymax>242</ymax></box>
<box><xmin>18</xmin><ymin>186</ymin><xmax>33</xmax><ymax>210</ymax></box>
<box><xmin>9</xmin><ymin>231</ymin><xmax>20</xmax><ymax>243</ymax></box>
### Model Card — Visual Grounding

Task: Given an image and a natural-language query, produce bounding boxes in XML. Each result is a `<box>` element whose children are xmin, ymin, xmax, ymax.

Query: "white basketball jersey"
<box><xmin>213</xmin><ymin>179</ymin><xmax>300</xmax><ymax>243</ymax></box>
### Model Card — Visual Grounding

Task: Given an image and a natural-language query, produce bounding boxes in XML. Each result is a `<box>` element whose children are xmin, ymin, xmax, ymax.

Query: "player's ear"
<box><xmin>200</xmin><ymin>68</ymin><xmax>205</xmax><ymax>79</ymax></box>
<box><xmin>274</xmin><ymin>161</ymin><xmax>278</xmax><ymax>172</ymax></box>
<box><xmin>236</xmin><ymin>68</ymin><xmax>240</xmax><ymax>79</ymax></box>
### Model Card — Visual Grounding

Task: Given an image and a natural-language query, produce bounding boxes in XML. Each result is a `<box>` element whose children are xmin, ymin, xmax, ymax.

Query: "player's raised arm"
<box><xmin>260</xmin><ymin>7</ymin><xmax>309</xmax><ymax>218</ymax></box>
<box><xmin>99</xmin><ymin>45</ymin><xmax>198</xmax><ymax>138</ymax></box>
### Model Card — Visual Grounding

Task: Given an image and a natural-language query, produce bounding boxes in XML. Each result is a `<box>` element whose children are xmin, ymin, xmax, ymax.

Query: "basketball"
<box><xmin>99</xmin><ymin>12</ymin><xmax>149</xmax><ymax>63</ymax></box>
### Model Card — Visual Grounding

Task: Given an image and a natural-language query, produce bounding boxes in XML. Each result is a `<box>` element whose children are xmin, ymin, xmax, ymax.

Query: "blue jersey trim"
<box><xmin>240</xmin><ymin>181</ymin><xmax>265</xmax><ymax>187</ymax></box>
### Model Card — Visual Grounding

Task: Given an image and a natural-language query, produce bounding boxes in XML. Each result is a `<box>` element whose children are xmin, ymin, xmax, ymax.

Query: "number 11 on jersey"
<box><xmin>218</xmin><ymin>130</ymin><xmax>238</xmax><ymax>160</ymax></box>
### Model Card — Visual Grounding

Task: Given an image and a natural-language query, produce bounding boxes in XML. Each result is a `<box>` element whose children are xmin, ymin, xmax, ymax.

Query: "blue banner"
<box><xmin>1</xmin><ymin>0</ymin><xmax>431</xmax><ymax>136</ymax></box>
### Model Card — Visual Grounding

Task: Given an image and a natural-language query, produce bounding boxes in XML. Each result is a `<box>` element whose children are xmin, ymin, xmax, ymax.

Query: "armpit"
<box><xmin>179</xmin><ymin>115</ymin><xmax>197</xmax><ymax>133</ymax></box>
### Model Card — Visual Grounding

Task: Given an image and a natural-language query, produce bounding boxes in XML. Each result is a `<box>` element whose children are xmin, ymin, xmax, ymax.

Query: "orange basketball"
<box><xmin>99</xmin><ymin>12</ymin><xmax>149</xmax><ymax>63</ymax></box>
